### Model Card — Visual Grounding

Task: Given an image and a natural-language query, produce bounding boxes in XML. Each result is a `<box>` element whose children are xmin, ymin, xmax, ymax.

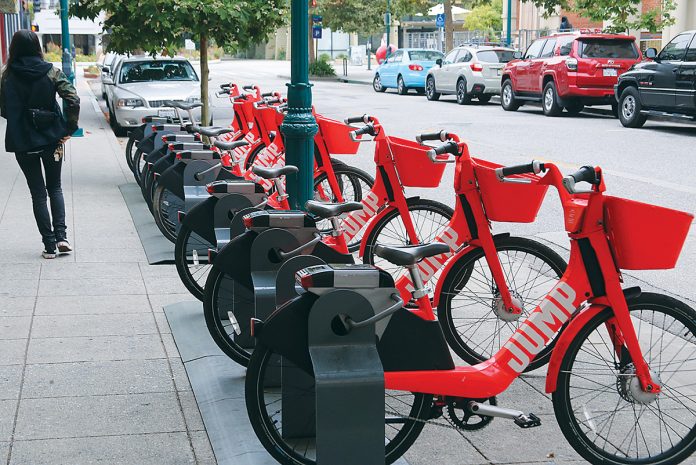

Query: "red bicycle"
<box><xmin>247</xmin><ymin>159</ymin><xmax>696</xmax><ymax>465</ymax></box>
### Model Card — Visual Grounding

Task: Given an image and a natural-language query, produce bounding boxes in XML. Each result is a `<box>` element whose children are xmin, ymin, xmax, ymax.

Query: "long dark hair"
<box><xmin>1</xmin><ymin>30</ymin><xmax>44</xmax><ymax>83</ymax></box>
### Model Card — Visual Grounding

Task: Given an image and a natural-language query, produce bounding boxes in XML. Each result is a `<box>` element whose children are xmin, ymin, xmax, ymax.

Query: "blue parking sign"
<box><xmin>312</xmin><ymin>26</ymin><xmax>322</xmax><ymax>39</ymax></box>
<box><xmin>436</xmin><ymin>13</ymin><xmax>445</xmax><ymax>28</ymax></box>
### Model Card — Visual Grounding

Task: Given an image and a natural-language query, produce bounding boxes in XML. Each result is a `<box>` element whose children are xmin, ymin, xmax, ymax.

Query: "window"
<box><xmin>392</xmin><ymin>51</ymin><xmax>403</xmax><ymax>63</ymax></box>
<box><xmin>524</xmin><ymin>40</ymin><xmax>546</xmax><ymax>59</ymax></box>
<box><xmin>658</xmin><ymin>33</ymin><xmax>692</xmax><ymax>61</ymax></box>
<box><xmin>558</xmin><ymin>36</ymin><xmax>575</xmax><ymax>56</ymax></box>
<box><xmin>408</xmin><ymin>50</ymin><xmax>443</xmax><ymax>61</ymax></box>
<box><xmin>578</xmin><ymin>39</ymin><xmax>639</xmax><ymax>59</ymax></box>
<box><xmin>443</xmin><ymin>49</ymin><xmax>459</xmax><ymax>64</ymax></box>
<box><xmin>685</xmin><ymin>35</ymin><xmax>696</xmax><ymax>62</ymax></box>
<box><xmin>120</xmin><ymin>60</ymin><xmax>198</xmax><ymax>83</ymax></box>
<box><xmin>476</xmin><ymin>49</ymin><xmax>516</xmax><ymax>63</ymax></box>
<box><xmin>540</xmin><ymin>39</ymin><xmax>557</xmax><ymax>58</ymax></box>
<box><xmin>456</xmin><ymin>51</ymin><xmax>472</xmax><ymax>63</ymax></box>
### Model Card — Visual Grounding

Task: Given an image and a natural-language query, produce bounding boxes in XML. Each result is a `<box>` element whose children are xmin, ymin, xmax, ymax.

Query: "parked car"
<box><xmin>425</xmin><ymin>45</ymin><xmax>517</xmax><ymax>104</ymax></box>
<box><xmin>98</xmin><ymin>52</ymin><xmax>121</xmax><ymax>100</ymax></box>
<box><xmin>501</xmin><ymin>32</ymin><xmax>643</xmax><ymax>116</ymax></box>
<box><xmin>373</xmin><ymin>48</ymin><xmax>444</xmax><ymax>94</ymax></box>
<box><xmin>615</xmin><ymin>30</ymin><xmax>696</xmax><ymax>128</ymax></box>
<box><xmin>104</xmin><ymin>56</ymin><xmax>205</xmax><ymax>135</ymax></box>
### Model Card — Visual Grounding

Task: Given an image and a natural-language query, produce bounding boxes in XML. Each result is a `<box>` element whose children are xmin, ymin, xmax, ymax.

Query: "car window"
<box><xmin>409</xmin><ymin>50</ymin><xmax>443</xmax><ymax>61</ymax></box>
<box><xmin>578</xmin><ymin>39</ymin><xmax>639</xmax><ymax>59</ymax></box>
<box><xmin>685</xmin><ymin>35</ymin><xmax>696</xmax><ymax>62</ymax></box>
<box><xmin>393</xmin><ymin>51</ymin><xmax>403</xmax><ymax>63</ymax></box>
<box><xmin>658</xmin><ymin>33</ymin><xmax>692</xmax><ymax>61</ymax></box>
<box><xmin>540</xmin><ymin>39</ymin><xmax>557</xmax><ymax>58</ymax></box>
<box><xmin>524</xmin><ymin>40</ymin><xmax>546</xmax><ymax>59</ymax></box>
<box><xmin>443</xmin><ymin>49</ymin><xmax>459</xmax><ymax>64</ymax></box>
<box><xmin>456</xmin><ymin>51</ymin><xmax>472</xmax><ymax>63</ymax></box>
<box><xmin>386</xmin><ymin>54</ymin><xmax>396</xmax><ymax>63</ymax></box>
<box><xmin>120</xmin><ymin>60</ymin><xmax>199</xmax><ymax>83</ymax></box>
<box><xmin>476</xmin><ymin>50</ymin><xmax>516</xmax><ymax>63</ymax></box>
<box><xmin>557</xmin><ymin>36</ymin><xmax>575</xmax><ymax>56</ymax></box>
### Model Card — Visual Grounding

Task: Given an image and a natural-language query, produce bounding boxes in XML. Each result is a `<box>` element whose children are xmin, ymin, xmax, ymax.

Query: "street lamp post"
<box><xmin>506</xmin><ymin>0</ymin><xmax>512</xmax><ymax>46</ymax></box>
<box><xmin>281</xmin><ymin>0</ymin><xmax>318</xmax><ymax>209</ymax></box>
<box><xmin>59</xmin><ymin>0</ymin><xmax>73</xmax><ymax>83</ymax></box>
<box><xmin>385</xmin><ymin>0</ymin><xmax>391</xmax><ymax>53</ymax></box>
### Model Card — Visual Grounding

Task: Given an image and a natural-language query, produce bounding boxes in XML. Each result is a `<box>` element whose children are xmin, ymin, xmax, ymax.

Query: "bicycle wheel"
<box><xmin>175</xmin><ymin>223</ymin><xmax>215</xmax><ymax>301</ymax></box>
<box><xmin>246</xmin><ymin>342</ymin><xmax>432</xmax><ymax>465</ymax></box>
<box><xmin>313</xmin><ymin>164</ymin><xmax>375</xmax><ymax>251</ymax></box>
<box><xmin>203</xmin><ymin>266</ymin><xmax>254</xmax><ymax>365</ymax></box>
<box><xmin>132</xmin><ymin>148</ymin><xmax>146</xmax><ymax>185</ymax></box>
<box><xmin>362</xmin><ymin>198</ymin><xmax>453</xmax><ymax>292</ymax></box>
<box><xmin>437</xmin><ymin>236</ymin><xmax>566</xmax><ymax>371</ymax></box>
<box><xmin>125</xmin><ymin>125</ymin><xmax>144</xmax><ymax>172</ymax></box>
<box><xmin>553</xmin><ymin>292</ymin><xmax>696</xmax><ymax>465</ymax></box>
<box><xmin>152</xmin><ymin>184</ymin><xmax>183</xmax><ymax>243</ymax></box>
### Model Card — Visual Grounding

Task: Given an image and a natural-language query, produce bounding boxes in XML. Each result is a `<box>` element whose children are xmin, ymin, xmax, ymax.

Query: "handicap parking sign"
<box><xmin>436</xmin><ymin>13</ymin><xmax>445</xmax><ymax>28</ymax></box>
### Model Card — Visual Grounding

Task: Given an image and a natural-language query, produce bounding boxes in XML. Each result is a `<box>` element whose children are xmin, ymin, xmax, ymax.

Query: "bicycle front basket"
<box><xmin>604</xmin><ymin>196</ymin><xmax>693</xmax><ymax>270</ymax></box>
<box><xmin>316</xmin><ymin>116</ymin><xmax>360</xmax><ymax>155</ymax></box>
<box><xmin>388</xmin><ymin>136</ymin><xmax>447</xmax><ymax>188</ymax></box>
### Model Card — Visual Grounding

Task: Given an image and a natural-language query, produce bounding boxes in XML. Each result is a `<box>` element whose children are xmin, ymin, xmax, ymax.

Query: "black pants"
<box><xmin>15</xmin><ymin>146</ymin><xmax>66</xmax><ymax>252</ymax></box>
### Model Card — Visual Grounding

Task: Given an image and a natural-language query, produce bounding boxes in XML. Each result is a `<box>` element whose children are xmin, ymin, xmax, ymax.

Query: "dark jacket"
<box><xmin>0</xmin><ymin>56</ymin><xmax>80</xmax><ymax>153</ymax></box>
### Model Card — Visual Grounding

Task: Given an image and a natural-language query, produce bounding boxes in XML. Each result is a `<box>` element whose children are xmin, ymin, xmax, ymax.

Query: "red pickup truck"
<box><xmin>501</xmin><ymin>32</ymin><xmax>642</xmax><ymax>116</ymax></box>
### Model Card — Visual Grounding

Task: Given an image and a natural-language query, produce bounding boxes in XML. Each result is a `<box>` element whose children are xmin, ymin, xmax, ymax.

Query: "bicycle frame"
<box><xmin>384</xmin><ymin>163</ymin><xmax>662</xmax><ymax>398</ymax></box>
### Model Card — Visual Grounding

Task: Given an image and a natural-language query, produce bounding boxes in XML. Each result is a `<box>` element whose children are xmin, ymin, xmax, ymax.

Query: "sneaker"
<box><xmin>57</xmin><ymin>241</ymin><xmax>73</xmax><ymax>253</ymax></box>
<box><xmin>42</xmin><ymin>250</ymin><xmax>57</xmax><ymax>259</ymax></box>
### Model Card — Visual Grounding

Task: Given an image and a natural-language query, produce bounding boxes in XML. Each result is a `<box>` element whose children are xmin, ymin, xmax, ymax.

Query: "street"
<box><xmin>90</xmin><ymin>59</ymin><xmax>696</xmax><ymax>465</ymax></box>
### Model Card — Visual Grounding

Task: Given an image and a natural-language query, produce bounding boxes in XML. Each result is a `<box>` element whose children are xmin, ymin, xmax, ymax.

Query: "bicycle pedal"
<box><xmin>514</xmin><ymin>413</ymin><xmax>541</xmax><ymax>428</ymax></box>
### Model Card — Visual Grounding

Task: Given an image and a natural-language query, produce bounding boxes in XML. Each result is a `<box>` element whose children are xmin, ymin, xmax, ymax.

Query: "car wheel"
<box><xmin>373</xmin><ymin>74</ymin><xmax>386</xmax><ymax>93</ymax></box>
<box><xmin>478</xmin><ymin>94</ymin><xmax>492</xmax><ymax>103</ymax></box>
<box><xmin>500</xmin><ymin>80</ymin><xmax>519</xmax><ymax>111</ymax></box>
<box><xmin>456</xmin><ymin>79</ymin><xmax>471</xmax><ymax>105</ymax></box>
<box><xmin>108</xmin><ymin>106</ymin><xmax>126</xmax><ymax>137</ymax></box>
<box><xmin>542</xmin><ymin>81</ymin><xmax>563</xmax><ymax>117</ymax></box>
<box><xmin>397</xmin><ymin>75</ymin><xmax>408</xmax><ymax>95</ymax></box>
<box><xmin>425</xmin><ymin>76</ymin><xmax>440</xmax><ymax>101</ymax></box>
<box><xmin>618</xmin><ymin>87</ymin><xmax>647</xmax><ymax>128</ymax></box>
<box><xmin>564</xmin><ymin>101</ymin><xmax>584</xmax><ymax>115</ymax></box>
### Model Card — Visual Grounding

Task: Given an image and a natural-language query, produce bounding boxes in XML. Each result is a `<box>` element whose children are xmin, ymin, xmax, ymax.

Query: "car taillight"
<box><xmin>242</xmin><ymin>216</ymin><xmax>254</xmax><ymax>228</ymax></box>
<box><xmin>565</xmin><ymin>58</ymin><xmax>578</xmax><ymax>71</ymax></box>
<box><xmin>470</xmin><ymin>63</ymin><xmax>483</xmax><ymax>72</ymax></box>
<box><xmin>408</xmin><ymin>64</ymin><xmax>423</xmax><ymax>71</ymax></box>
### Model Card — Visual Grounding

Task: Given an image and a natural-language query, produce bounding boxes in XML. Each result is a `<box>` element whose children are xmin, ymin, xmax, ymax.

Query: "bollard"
<box><xmin>307</xmin><ymin>289</ymin><xmax>386</xmax><ymax>465</ymax></box>
<box><xmin>343</xmin><ymin>57</ymin><xmax>348</xmax><ymax>77</ymax></box>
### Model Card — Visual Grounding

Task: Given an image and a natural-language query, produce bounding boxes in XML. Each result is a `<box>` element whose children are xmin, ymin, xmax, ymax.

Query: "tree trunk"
<box><xmin>308</xmin><ymin>13</ymin><xmax>315</xmax><ymax>63</ymax></box>
<box><xmin>444</xmin><ymin>0</ymin><xmax>454</xmax><ymax>52</ymax></box>
<box><xmin>200</xmin><ymin>32</ymin><xmax>210</xmax><ymax>125</ymax></box>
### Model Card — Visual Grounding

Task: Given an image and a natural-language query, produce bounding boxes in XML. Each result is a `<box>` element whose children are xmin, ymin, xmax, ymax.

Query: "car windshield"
<box><xmin>578</xmin><ymin>39</ymin><xmax>638</xmax><ymax>59</ymax></box>
<box><xmin>120</xmin><ymin>61</ymin><xmax>198</xmax><ymax>83</ymax></box>
<box><xmin>408</xmin><ymin>50</ymin><xmax>443</xmax><ymax>61</ymax></box>
<box><xmin>476</xmin><ymin>50</ymin><xmax>516</xmax><ymax>63</ymax></box>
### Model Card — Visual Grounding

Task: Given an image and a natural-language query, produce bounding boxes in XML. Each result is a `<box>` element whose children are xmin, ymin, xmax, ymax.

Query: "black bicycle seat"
<box><xmin>163</xmin><ymin>100</ymin><xmax>202</xmax><ymax>111</ymax></box>
<box><xmin>305</xmin><ymin>200</ymin><xmax>363</xmax><ymax>219</ymax></box>
<box><xmin>214</xmin><ymin>140</ymin><xmax>249</xmax><ymax>151</ymax></box>
<box><xmin>374</xmin><ymin>243</ymin><xmax>450</xmax><ymax>266</ymax></box>
<box><xmin>252</xmin><ymin>165</ymin><xmax>299</xmax><ymax>179</ymax></box>
<box><xmin>195</xmin><ymin>126</ymin><xmax>234</xmax><ymax>138</ymax></box>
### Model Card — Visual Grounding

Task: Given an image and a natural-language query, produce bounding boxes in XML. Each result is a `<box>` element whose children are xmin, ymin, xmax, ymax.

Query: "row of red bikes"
<box><xmin>125</xmin><ymin>83</ymin><xmax>696</xmax><ymax>465</ymax></box>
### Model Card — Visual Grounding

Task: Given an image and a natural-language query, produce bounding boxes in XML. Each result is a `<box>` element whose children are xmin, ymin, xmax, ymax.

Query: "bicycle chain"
<box><xmin>384</xmin><ymin>405</ymin><xmax>493</xmax><ymax>433</ymax></box>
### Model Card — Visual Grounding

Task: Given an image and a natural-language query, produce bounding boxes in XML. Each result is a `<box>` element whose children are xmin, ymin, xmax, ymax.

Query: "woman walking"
<box><xmin>0</xmin><ymin>30</ymin><xmax>80</xmax><ymax>259</ymax></box>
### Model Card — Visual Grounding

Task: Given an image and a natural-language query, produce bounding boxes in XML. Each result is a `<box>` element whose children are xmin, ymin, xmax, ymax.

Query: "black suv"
<box><xmin>615</xmin><ymin>30</ymin><xmax>696</xmax><ymax>127</ymax></box>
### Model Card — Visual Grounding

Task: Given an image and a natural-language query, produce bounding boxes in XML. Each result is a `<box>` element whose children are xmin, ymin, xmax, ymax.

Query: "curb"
<box><xmin>277</xmin><ymin>74</ymin><xmax>372</xmax><ymax>85</ymax></box>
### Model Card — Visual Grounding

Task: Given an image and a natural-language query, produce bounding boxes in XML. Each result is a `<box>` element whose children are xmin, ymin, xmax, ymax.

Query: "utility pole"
<box><xmin>281</xmin><ymin>0</ymin><xmax>318</xmax><ymax>209</ymax></box>
<box><xmin>385</xmin><ymin>0</ymin><xmax>391</xmax><ymax>55</ymax></box>
<box><xmin>506</xmin><ymin>0</ymin><xmax>512</xmax><ymax>46</ymax></box>
<box><xmin>59</xmin><ymin>0</ymin><xmax>82</xmax><ymax>136</ymax></box>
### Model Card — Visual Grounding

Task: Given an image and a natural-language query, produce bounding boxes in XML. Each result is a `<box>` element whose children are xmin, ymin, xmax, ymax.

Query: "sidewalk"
<box><xmin>0</xmin><ymin>79</ymin><xmax>214</xmax><ymax>464</ymax></box>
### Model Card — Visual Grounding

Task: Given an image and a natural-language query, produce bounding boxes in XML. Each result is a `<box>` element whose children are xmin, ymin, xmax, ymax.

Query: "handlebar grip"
<box><xmin>242</xmin><ymin>85</ymin><xmax>255</xmax><ymax>91</ymax></box>
<box><xmin>416</xmin><ymin>130</ymin><xmax>448</xmax><ymax>143</ymax></box>
<box><xmin>261</xmin><ymin>92</ymin><xmax>275</xmax><ymax>97</ymax></box>
<box><xmin>219</xmin><ymin>83</ymin><xmax>231</xmax><ymax>90</ymax></box>
<box><xmin>344</xmin><ymin>114</ymin><xmax>370</xmax><ymax>124</ymax></box>
<box><xmin>353</xmin><ymin>124</ymin><xmax>376</xmax><ymax>137</ymax></box>
<box><xmin>232</xmin><ymin>95</ymin><xmax>247</xmax><ymax>101</ymax></box>
<box><xmin>569</xmin><ymin>165</ymin><xmax>599</xmax><ymax>185</ymax></box>
<box><xmin>500</xmin><ymin>161</ymin><xmax>545</xmax><ymax>177</ymax></box>
<box><xmin>429</xmin><ymin>141</ymin><xmax>459</xmax><ymax>156</ymax></box>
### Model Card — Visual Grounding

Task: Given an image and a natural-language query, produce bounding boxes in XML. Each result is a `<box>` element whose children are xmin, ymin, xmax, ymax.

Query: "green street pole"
<box><xmin>386</xmin><ymin>0</ymin><xmax>391</xmax><ymax>53</ymax></box>
<box><xmin>59</xmin><ymin>0</ymin><xmax>83</xmax><ymax>136</ymax></box>
<box><xmin>281</xmin><ymin>0</ymin><xmax>318</xmax><ymax>210</ymax></box>
<box><xmin>506</xmin><ymin>0</ymin><xmax>512</xmax><ymax>46</ymax></box>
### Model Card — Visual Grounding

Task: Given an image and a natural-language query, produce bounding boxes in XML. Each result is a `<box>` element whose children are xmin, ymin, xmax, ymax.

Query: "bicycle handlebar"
<box><xmin>425</xmin><ymin>141</ymin><xmax>459</xmax><ymax>163</ymax></box>
<box><xmin>219</xmin><ymin>83</ymin><xmax>231</xmax><ymax>90</ymax></box>
<box><xmin>497</xmin><ymin>161</ymin><xmax>546</xmax><ymax>178</ymax></box>
<box><xmin>416</xmin><ymin>130</ymin><xmax>450</xmax><ymax>143</ymax></box>
<box><xmin>562</xmin><ymin>165</ymin><xmax>600</xmax><ymax>194</ymax></box>
<box><xmin>344</xmin><ymin>114</ymin><xmax>372</xmax><ymax>125</ymax></box>
<box><xmin>242</xmin><ymin>85</ymin><xmax>256</xmax><ymax>91</ymax></box>
<box><xmin>349</xmin><ymin>123</ymin><xmax>377</xmax><ymax>142</ymax></box>
<box><xmin>261</xmin><ymin>91</ymin><xmax>275</xmax><ymax>98</ymax></box>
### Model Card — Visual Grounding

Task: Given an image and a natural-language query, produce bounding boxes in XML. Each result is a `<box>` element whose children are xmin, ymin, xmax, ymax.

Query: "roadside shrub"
<box><xmin>309</xmin><ymin>58</ymin><xmax>336</xmax><ymax>77</ymax></box>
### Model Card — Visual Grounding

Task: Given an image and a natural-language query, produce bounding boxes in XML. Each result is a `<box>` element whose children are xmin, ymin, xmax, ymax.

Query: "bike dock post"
<box><xmin>307</xmin><ymin>288</ymin><xmax>386</xmax><ymax>465</ymax></box>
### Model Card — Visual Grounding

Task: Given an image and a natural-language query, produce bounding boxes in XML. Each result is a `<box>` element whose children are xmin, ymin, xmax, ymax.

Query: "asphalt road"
<box><xmin>95</xmin><ymin>59</ymin><xmax>696</xmax><ymax>465</ymax></box>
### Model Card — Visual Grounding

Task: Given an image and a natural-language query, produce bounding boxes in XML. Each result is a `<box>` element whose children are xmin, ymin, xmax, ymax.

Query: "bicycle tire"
<box><xmin>243</xmin><ymin>143</ymin><xmax>268</xmax><ymax>171</ymax></box>
<box><xmin>437</xmin><ymin>236</ymin><xmax>566</xmax><ymax>372</ymax></box>
<box><xmin>152</xmin><ymin>184</ymin><xmax>182</xmax><ymax>243</ymax></box>
<box><xmin>203</xmin><ymin>266</ymin><xmax>254</xmax><ymax>365</ymax></box>
<box><xmin>553</xmin><ymin>292</ymin><xmax>696</xmax><ymax>465</ymax></box>
<box><xmin>362</xmin><ymin>198</ymin><xmax>454</xmax><ymax>289</ymax></box>
<box><xmin>132</xmin><ymin>148</ymin><xmax>146</xmax><ymax>185</ymax></box>
<box><xmin>175</xmin><ymin>223</ymin><xmax>215</xmax><ymax>301</ymax></box>
<box><xmin>125</xmin><ymin>125</ymin><xmax>144</xmax><ymax>172</ymax></box>
<box><xmin>245</xmin><ymin>341</ymin><xmax>432</xmax><ymax>465</ymax></box>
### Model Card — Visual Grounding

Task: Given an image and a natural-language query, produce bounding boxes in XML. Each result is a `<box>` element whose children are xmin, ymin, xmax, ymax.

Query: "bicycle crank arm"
<box><xmin>467</xmin><ymin>401</ymin><xmax>541</xmax><ymax>428</ymax></box>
